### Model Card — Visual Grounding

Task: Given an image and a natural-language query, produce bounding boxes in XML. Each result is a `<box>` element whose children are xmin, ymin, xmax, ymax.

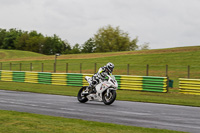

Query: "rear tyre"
<box><xmin>102</xmin><ymin>90</ymin><xmax>116</xmax><ymax>105</ymax></box>
<box><xmin>77</xmin><ymin>86</ymin><xmax>88</xmax><ymax>103</ymax></box>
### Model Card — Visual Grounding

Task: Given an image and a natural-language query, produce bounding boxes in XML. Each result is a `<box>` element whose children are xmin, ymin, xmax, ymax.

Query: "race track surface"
<box><xmin>0</xmin><ymin>90</ymin><xmax>200</xmax><ymax>133</ymax></box>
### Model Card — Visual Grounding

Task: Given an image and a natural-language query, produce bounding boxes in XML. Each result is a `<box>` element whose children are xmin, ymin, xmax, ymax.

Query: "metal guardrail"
<box><xmin>0</xmin><ymin>70</ymin><xmax>168</xmax><ymax>93</ymax></box>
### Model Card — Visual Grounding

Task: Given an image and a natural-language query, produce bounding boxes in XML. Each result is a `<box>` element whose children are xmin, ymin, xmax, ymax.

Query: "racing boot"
<box><xmin>91</xmin><ymin>81</ymin><xmax>98</xmax><ymax>93</ymax></box>
<box><xmin>87</xmin><ymin>84</ymin><xmax>94</xmax><ymax>94</ymax></box>
<box><xmin>91</xmin><ymin>85</ymin><xmax>97</xmax><ymax>93</ymax></box>
<box><xmin>82</xmin><ymin>84</ymin><xmax>93</xmax><ymax>95</ymax></box>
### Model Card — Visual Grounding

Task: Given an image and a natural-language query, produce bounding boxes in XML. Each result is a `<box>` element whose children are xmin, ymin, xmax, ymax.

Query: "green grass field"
<box><xmin>1</xmin><ymin>46</ymin><xmax>200</xmax><ymax>88</ymax></box>
<box><xmin>0</xmin><ymin>110</ymin><xmax>185</xmax><ymax>133</ymax></box>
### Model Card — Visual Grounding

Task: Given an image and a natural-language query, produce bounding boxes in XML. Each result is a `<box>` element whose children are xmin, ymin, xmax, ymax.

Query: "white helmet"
<box><xmin>106</xmin><ymin>62</ymin><xmax>114</xmax><ymax>73</ymax></box>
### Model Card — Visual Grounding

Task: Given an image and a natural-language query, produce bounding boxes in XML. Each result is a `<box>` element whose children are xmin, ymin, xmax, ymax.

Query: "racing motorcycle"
<box><xmin>77</xmin><ymin>74</ymin><xmax>118</xmax><ymax>105</ymax></box>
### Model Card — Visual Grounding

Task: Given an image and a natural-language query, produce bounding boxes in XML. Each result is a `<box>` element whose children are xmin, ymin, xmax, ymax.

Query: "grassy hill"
<box><xmin>0</xmin><ymin>46</ymin><xmax>200</xmax><ymax>87</ymax></box>
<box><xmin>1</xmin><ymin>45</ymin><xmax>200</xmax><ymax>61</ymax></box>
<box><xmin>0</xmin><ymin>49</ymin><xmax>46</xmax><ymax>60</ymax></box>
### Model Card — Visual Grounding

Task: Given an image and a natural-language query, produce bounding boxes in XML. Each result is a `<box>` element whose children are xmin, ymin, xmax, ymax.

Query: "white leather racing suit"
<box><xmin>91</xmin><ymin>66</ymin><xmax>111</xmax><ymax>86</ymax></box>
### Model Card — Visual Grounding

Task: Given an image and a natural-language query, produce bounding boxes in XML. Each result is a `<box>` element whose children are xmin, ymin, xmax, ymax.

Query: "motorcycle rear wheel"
<box><xmin>77</xmin><ymin>86</ymin><xmax>88</xmax><ymax>103</ymax></box>
<box><xmin>102</xmin><ymin>90</ymin><xmax>116</xmax><ymax>105</ymax></box>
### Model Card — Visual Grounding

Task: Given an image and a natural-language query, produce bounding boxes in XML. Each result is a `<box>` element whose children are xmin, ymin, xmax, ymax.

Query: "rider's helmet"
<box><xmin>106</xmin><ymin>62</ymin><xmax>114</xmax><ymax>73</ymax></box>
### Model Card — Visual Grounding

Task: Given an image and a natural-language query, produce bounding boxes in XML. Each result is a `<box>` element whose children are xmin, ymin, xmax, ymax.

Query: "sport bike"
<box><xmin>77</xmin><ymin>74</ymin><xmax>118</xmax><ymax>105</ymax></box>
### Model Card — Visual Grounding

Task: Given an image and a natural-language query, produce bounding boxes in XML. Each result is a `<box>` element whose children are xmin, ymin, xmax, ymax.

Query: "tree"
<box><xmin>42</xmin><ymin>37</ymin><xmax>54</xmax><ymax>54</ymax></box>
<box><xmin>42</xmin><ymin>34</ymin><xmax>65</xmax><ymax>55</ymax></box>
<box><xmin>0</xmin><ymin>26</ymin><xmax>141</xmax><ymax>55</ymax></box>
<box><xmin>128</xmin><ymin>37</ymin><xmax>138</xmax><ymax>51</ymax></box>
<box><xmin>2</xmin><ymin>28</ymin><xmax>22</xmax><ymax>49</ymax></box>
<box><xmin>0</xmin><ymin>28</ymin><xmax>68</xmax><ymax>55</ymax></box>
<box><xmin>0</xmin><ymin>28</ymin><xmax>7</xmax><ymax>48</ymax></box>
<box><xmin>139</xmin><ymin>43</ymin><xmax>150</xmax><ymax>50</ymax></box>
<box><xmin>93</xmin><ymin>25</ymin><xmax>138</xmax><ymax>52</ymax></box>
<box><xmin>29</xmin><ymin>30</ymin><xmax>42</xmax><ymax>37</ymax></box>
<box><xmin>81</xmin><ymin>38</ymin><xmax>95</xmax><ymax>53</ymax></box>
<box><xmin>25</xmin><ymin>35</ymin><xmax>45</xmax><ymax>53</ymax></box>
<box><xmin>62</xmin><ymin>40</ymin><xmax>72</xmax><ymax>54</ymax></box>
<box><xmin>14</xmin><ymin>32</ymin><xmax>29</xmax><ymax>50</ymax></box>
<box><xmin>50</xmin><ymin>34</ymin><xmax>65</xmax><ymax>54</ymax></box>
<box><xmin>71</xmin><ymin>43</ymin><xmax>81</xmax><ymax>54</ymax></box>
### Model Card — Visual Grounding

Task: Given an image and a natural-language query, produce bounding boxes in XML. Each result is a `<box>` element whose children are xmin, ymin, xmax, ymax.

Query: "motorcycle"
<box><xmin>77</xmin><ymin>74</ymin><xmax>118</xmax><ymax>105</ymax></box>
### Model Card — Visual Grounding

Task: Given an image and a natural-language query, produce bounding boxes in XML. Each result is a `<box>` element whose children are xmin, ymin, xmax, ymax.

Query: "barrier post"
<box><xmin>80</xmin><ymin>63</ymin><xmax>82</xmax><ymax>73</ymax></box>
<box><xmin>54</xmin><ymin>63</ymin><xmax>56</xmax><ymax>73</ymax></box>
<box><xmin>10</xmin><ymin>63</ymin><xmax>12</xmax><ymax>71</ymax></box>
<box><xmin>146</xmin><ymin>64</ymin><xmax>149</xmax><ymax>76</ymax></box>
<box><xmin>30</xmin><ymin>63</ymin><xmax>32</xmax><ymax>71</ymax></box>
<box><xmin>42</xmin><ymin>63</ymin><xmax>44</xmax><ymax>72</ymax></box>
<box><xmin>20</xmin><ymin>63</ymin><xmax>22</xmax><ymax>71</ymax></box>
<box><xmin>66</xmin><ymin>63</ymin><xmax>68</xmax><ymax>73</ymax></box>
<box><xmin>127</xmin><ymin>64</ymin><xmax>130</xmax><ymax>75</ymax></box>
<box><xmin>188</xmin><ymin>65</ymin><xmax>190</xmax><ymax>78</ymax></box>
<box><xmin>94</xmin><ymin>63</ymin><xmax>97</xmax><ymax>73</ymax></box>
<box><xmin>166</xmin><ymin>65</ymin><xmax>168</xmax><ymax>77</ymax></box>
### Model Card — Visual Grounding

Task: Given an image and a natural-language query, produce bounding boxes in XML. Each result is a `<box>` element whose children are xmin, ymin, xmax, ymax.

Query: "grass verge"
<box><xmin>0</xmin><ymin>110</ymin><xmax>185</xmax><ymax>133</ymax></box>
<box><xmin>0</xmin><ymin>81</ymin><xmax>200</xmax><ymax>107</ymax></box>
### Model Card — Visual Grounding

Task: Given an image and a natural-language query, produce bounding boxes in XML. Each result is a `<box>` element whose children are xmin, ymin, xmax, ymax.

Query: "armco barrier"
<box><xmin>0</xmin><ymin>70</ymin><xmax>168</xmax><ymax>93</ymax></box>
<box><xmin>118</xmin><ymin>75</ymin><xmax>168</xmax><ymax>92</ymax></box>
<box><xmin>179</xmin><ymin>78</ymin><xmax>200</xmax><ymax>95</ymax></box>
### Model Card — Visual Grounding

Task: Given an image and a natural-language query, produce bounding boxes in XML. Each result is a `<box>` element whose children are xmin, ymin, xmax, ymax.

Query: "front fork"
<box><xmin>106</xmin><ymin>89</ymin><xmax>110</xmax><ymax>97</ymax></box>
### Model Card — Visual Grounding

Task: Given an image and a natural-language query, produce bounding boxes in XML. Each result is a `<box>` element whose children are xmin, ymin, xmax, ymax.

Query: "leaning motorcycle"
<box><xmin>77</xmin><ymin>74</ymin><xmax>118</xmax><ymax>105</ymax></box>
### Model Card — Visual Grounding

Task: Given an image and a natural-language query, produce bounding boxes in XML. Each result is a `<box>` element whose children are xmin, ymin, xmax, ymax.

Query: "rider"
<box><xmin>86</xmin><ymin>62</ymin><xmax>115</xmax><ymax>94</ymax></box>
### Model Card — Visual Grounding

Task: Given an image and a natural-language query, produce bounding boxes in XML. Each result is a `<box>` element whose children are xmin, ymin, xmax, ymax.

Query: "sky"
<box><xmin>0</xmin><ymin>0</ymin><xmax>200</xmax><ymax>49</ymax></box>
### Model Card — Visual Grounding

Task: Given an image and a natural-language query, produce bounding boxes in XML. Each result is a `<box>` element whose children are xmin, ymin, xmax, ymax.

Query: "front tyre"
<box><xmin>102</xmin><ymin>90</ymin><xmax>116</xmax><ymax>105</ymax></box>
<box><xmin>77</xmin><ymin>86</ymin><xmax>88</xmax><ymax>103</ymax></box>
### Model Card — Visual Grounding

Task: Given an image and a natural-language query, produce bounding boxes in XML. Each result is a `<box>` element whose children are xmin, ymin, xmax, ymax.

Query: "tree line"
<box><xmin>0</xmin><ymin>25</ymin><xmax>149</xmax><ymax>55</ymax></box>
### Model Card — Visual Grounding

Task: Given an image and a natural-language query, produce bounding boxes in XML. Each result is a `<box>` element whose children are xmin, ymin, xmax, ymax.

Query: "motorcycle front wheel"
<box><xmin>102</xmin><ymin>90</ymin><xmax>116</xmax><ymax>105</ymax></box>
<box><xmin>77</xmin><ymin>86</ymin><xmax>88</xmax><ymax>103</ymax></box>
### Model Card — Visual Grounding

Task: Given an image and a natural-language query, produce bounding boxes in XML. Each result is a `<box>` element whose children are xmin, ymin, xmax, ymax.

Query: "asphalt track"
<box><xmin>0</xmin><ymin>90</ymin><xmax>200</xmax><ymax>133</ymax></box>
